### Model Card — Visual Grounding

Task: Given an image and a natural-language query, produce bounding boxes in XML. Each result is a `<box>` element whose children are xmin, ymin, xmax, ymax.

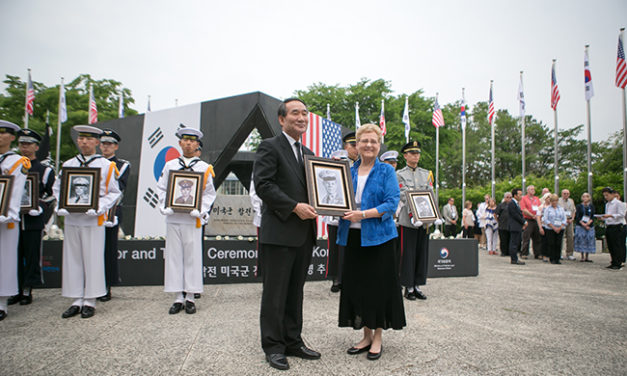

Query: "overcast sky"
<box><xmin>1</xmin><ymin>0</ymin><xmax>625</xmax><ymax>142</ymax></box>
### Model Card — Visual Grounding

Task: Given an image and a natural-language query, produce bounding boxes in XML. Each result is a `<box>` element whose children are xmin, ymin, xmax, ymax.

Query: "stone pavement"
<box><xmin>1</xmin><ymin>251</ymin><xmax>626</xmax><ymax>376</ymax></box>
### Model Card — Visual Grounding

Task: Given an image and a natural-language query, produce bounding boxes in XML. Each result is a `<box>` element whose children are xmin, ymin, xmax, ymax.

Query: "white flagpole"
<box><xmin>380</xmin><ymin>99</ymin><xmax>385</xmax><ymax>144</ymax></box>
<box><xmin>56</xmin><ymin>77</ymin><xmax>64</xmax><ymax>171</ymax></box>
<box><xmin>585</xmin><ymin>45</ymin><xmax>593</xmax><ymax>195</ymax></box>
<box><xmin>462</xmin><ymin>88</ymin><xmax>466</xmax><ymax>206</ymax></box>
<box><xmin>620</xmin><ymin>28</ymin><xmax>627</xmax><ymax>199</ymax></box>
<box><xmin>435</xmin><ymin>93</ymin><xmax>440</xmax><ymax>204</ymax></box>
<box><xmin>553</xmin><ymin>60</ymin><xmax>559</xmax><ymax>194</ymax></box>
<box><xmin>490</xmin><ymin>81</ymin><xmax>496</xmax><ymax>199</ymax></box>
<box><xmin>520</xmin><ymin>71</ymin><xmax>526</xmax><ymax>193</ymax></box>
<box><xmin>24</xmin><ymin>68</ymin><xmax>31</xmax><ymax>129</ymax></box>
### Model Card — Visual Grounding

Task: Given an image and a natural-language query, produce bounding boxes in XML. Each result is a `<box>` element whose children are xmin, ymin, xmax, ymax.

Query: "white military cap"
<box><xmin>0</xmin><ymin>120</ymin><xmax>20</xmax><ymax>134</ymax></box>
<box><xmin>380</xmin><ymin>150</ymin><xmax>399</xmax><ymax>162</ymax></box>
<box><xmin>176</xmin><ymin>128</ymin><xmax>203</xmax><ymax>140</ymax></box>
<box><xmin>73</xmin><ymin>125</ymin><xmax>103</xmax><ymax>137</ymax></box>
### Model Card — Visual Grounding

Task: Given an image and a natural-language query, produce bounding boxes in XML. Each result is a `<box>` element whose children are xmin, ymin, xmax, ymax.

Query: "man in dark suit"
<box><xmin>253</xmin><ymin>98</ymin><xmax>320</xmax><ymax>371</ymax></box>
<box><xmin>508</xmin><ymin>188</ymin><xmax>527</xmax><ymax>265</ymax></box>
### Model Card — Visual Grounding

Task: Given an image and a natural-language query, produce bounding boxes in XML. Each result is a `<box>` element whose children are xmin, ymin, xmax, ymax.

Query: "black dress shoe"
<box><xmin>185</xmin><ymin>300</ymin><xmax>196</xmax><ymax>314</ymax></box>
<box><xmin>404</xmin><ymin>288</ymin><xmax>416</xmax><ymax>300</ymax></box>
<box><xmin>367</xmin><ymin>346</ymin><xmax>383</xmax><ymax>360</ymax></box>
<box><xmin>194</xmin><ymin>293</ymin><xmax>201</xmax><ymax>299</ymax></box>
<box><xmin>330</xmin><ymin>283</ymin><xmax>341</xmax><ymax>293</ymax></box>
<box><xmin>0</xmin><ymin>310</ymin><xmax>6</xmax><ymax>321</ymax></box>
<box><xmin>169</xmin><ymin>302</ymin><xmax>183</xmax><ymax>314</ymax></box>
<box><xmin>266</xmin><ymin>353</ymin><xmax>289</xmax><ymax>370</ymax></box>
<box><xmin>81</xmin><ymin>305</ymin><xmax>95</xmax><ymax>319</ymax></box>
<box><xmin>414</xmin><ymin>289</ymin><xmax>427</xmax><ymax>300</ymax></box>
<box><xmin>7</xmin><ymin>294</ymin><xmax>22</xmax><ymax>306</ymax></box>
<box><xmin>511</xmin><ymin>260</ymin><xmax>526</xmax><ymax>265</ymax></box>
<box><xmin>19</xmin><ymin>294</ymin><xmax>33</xmax><ymax>305</ymax></box>
<box><xmin>286</xmin><ymin>345</ymin><xmax>321</xmax><ymax>359</ymax></box>
<box><xmin>62</xmin><ymin>305</ymin><xmax>81</xmax><ymax>319</ymax></box>
<box><xmin>347</xmin><ymin>344</ymin><xmax>371</xmax><ymax>355</ymax></box>
<box><xmin>97</xmin><ymin>290</ymin><xmax>111</xmax><ymax>302</ymax></box>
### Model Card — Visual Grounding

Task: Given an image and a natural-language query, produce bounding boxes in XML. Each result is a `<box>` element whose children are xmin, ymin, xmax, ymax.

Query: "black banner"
<box><xmin>427</xmin><ymin>238</ymin><xmax>479</xmax><ymax>278</ymax></box>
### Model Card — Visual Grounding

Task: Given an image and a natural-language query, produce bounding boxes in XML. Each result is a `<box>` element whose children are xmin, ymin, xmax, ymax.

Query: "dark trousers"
<box><xmin>104</xmin><ymin>225</ymin><xmax>121</xmax><ymax>288</ymax></box>
<box><xmin>259</xmin><ymin>233</ymin><xmax>313</xmax><ymax>355</ymax></box>
<box><xmin>17</xmin><ymin>228</ymin><xmax>43</xmax><ymax>291</ymax></box>
<box><xmin>522</xmin><ymin>219</ymin><xmax>542</xmax><ymax>257</ymax></box>
<box><xmin>606</xmin><ymin>225</ymin><xmax>627</xmax><ymax>267</ymax></box>
<box><xmin>326</xmin><ymin>225</ymin><xmax>344</xmax><ymax>283</ymax></box>
<box><xmin>498</xmin><ymin>229</ymin><xmax>510</xmax><ymax>256</ymax></box>
<box><xmin>509</xmin><ymin>230</ymin><xmax>522</xmax><ymax>262</ymax></box>
<box><xmin>444</xmin><ymin>224</ymin><xmax>457</xmax><ymax>237</ymax></box>
<box><xmin>462</xmin><ymin>226</ymin><xmax>474</xmax><ymax>239</ymax></box>
<box><xmin>399</xmin><ymin>226</ymin><xmax>428</xmax><ymax>287</ymax></box>
<box><xmin>544</xmin><ymin>228</ymin><xmax>564</xmax><ymax>262</ymax></box>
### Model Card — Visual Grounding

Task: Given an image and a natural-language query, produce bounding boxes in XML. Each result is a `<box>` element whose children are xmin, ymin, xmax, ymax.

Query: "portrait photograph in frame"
<box><xmin>304</xmin><ymin>155</ymin><xmax>355</xmax><ymax>216</ymax></box>
<box><xmin>59</xmin><ymin>167</ymin><xmax>100</xmax><ymax>212</ymax></box>
<box><xmin>21</xmin><ymin>172</ymin><xmax>39</xmax><ymax>213</ymax></box>
<box><xmin>164</xmin><ymin>170</ymin><xmax>203</xmax><ymax>212</ymax></box>
<box><xmin>406</xmin><ymin>190</ymin><xmax>441</xmax><ymax>223</ymax></box>
<box><xmin>0</xmin><ymin>175</ymin><xmax>15</xmax><ymax>217</ymax></box>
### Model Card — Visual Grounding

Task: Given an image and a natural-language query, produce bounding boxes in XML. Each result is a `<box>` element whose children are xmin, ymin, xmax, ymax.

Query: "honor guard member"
<box><xmin>325</xmin><ymin>150</ymin><xmax>349</xmax><ymax>292</ymax></box>
<box><xmin>97</xmin><ymin>129</ymin><xmax>130</xmax><ymax>302</ymax></box>
<box><xmin>53</xmin><ymin>125</ymin><xmax>121</xmax><ymax>319</ymax></box>
<box><xmin>397</xmin><ymin>141</ymin><xmax>442</xmax><ymax>301</ymax></box>
<box><xmin>380</xmin><ymin>150</ymin><xmax>398</xmax><ymax>170</ymax></box>
<box><xmin>157</xmin><ymin>128</ymin><xmax>216</xmax><ymax>315</ymax></box>
<box><xmin>9</xmin><ymin>129</ymin><xmax>55</xmax><ymax>306</ymax></box>
<box><xmin>342</xmin><ymin>132</ymin><xmax>358</xmax><ymax>166</ymax></box>
<box><xmin>0</xmin><ymin>121</ymin><xmax>30</xmax><ymax>321</ymax></box>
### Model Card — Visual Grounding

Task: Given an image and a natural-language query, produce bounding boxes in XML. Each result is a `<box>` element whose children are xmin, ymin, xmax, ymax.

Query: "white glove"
<box><xmin>411</xmin><ymin>217</ymin><xmax>423</xmax><ymax>227</ymax></box>
<box><xmin>28</xmin><ymin>206</ymin><xmax>44</xmax><ymax>216</ymax></box>
<box><xmin>190</xmin><ymin>209</ymin><xmax>202</xmax><ymax>218</ymax></box>
<box><xmin>56</xmin><ymin>208</ymin><xmax>69</xmax><ymax>217</ymax></box>
<box><xmin>104</xmin><ymin>216</ymin><xmax>118</xmax><ymax>228</ymax></box>
<box><xmin>0</xmin><ymin>215</ymin><xmax>9</xmax><ymax>223</ymax></box>
<box><xmin>434</xmin><ymin>218</ymin><xmax>444</xmax><ymax>226</ymax></box>
<box><xmin>159</xmin><ymin>207</ymin><xmax>174</xmax><ymax>216</ymax></box>
<box><xmin>85</xmin><ymin>209</ymin><xmax>98</xmax><ymax>216</ymax></box>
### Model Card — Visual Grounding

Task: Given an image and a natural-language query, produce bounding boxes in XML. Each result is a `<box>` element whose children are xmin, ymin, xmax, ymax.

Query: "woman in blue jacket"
<box><xmin>337</xmin><ymin>123</ymin><xmax>405</xmax><ymax>361</ymax></box>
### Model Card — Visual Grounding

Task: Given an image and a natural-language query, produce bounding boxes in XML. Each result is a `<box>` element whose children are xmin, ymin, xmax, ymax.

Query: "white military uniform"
<box><xmin>0</xmin><ymin>152</ymin><xmax>29</xmax><ymax>300</ymax></box>
<box><xmin>52</xmin><ymin>154</ymin><xmax>120</xmax><ymax>301</ymax></box>
<box><xmin>157</xmin><ymin>156</ymin><xmax>216</xmax><ymax>295</ymax></box>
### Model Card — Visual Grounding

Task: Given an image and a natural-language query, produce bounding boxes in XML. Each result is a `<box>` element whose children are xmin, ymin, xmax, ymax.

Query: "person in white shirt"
<box><xmin>53</xmin><ymin>125</ymin><xmax>121</xmax><ymax>319</ymax></box>
<box><xmin>599</xmin><ymin>187</ymin><xmax>626</xmax><ymax>270</ymax></box>
<box><xmin>477</xmin><ymin>194</ymin><xmax>489</xmax><ymax>248</ymax></box>
<box><xmin>558</xmin><ymin>189</ymin><xmax>576</xmax><ymax>260</ymax></box>
<box><xmin>157</xmin><ymin>128</ymin><xmax>216</xmax><ymax>314</ymax></box>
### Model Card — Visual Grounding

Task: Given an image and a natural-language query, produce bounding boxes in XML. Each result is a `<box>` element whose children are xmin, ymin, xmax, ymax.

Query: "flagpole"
<box><xmin>622</xmin><ymin>86</ymin><xmax>627</xmax><ymax>198</ymax></box>
<box><xmin>553</xmin><ymin>60</ymin><xmax>560</xmax><ymax>194</ymax></box>
<box><xmin>585</xmin><ymin>45</ymin><xmax>593</xmax><ymax>195</ymax></box>
<box><xmin>380</xmin><ymin>99</ymin><xmax>385</xmax><ymax>144</ymax></box>
<box><xmin>462</xmin><ymin>88</ymin><xmax>466</xmax><ymax>206</ymax></box>
<box><xmin>520</xmin><ymin>71</ymin><xmax>526</xmax><ymax>194</ymax></box>
<box><xmin>56</xmin><ymin>78</ymin><xmax>64</xmax><ymax>171</ymax></box>
<box><xmin>435</xmin><ymin>93</ymin><xmax>440</xmax><ymax>204</ymax></box>
<box><xmin>490</xmin><ymin>81</ymin><xmax>496</xmax><ymax>199</ymax></box>
<box><xmin>24</xmin><ymin>68</ymin><xmax>31</xmax><ymax>129</ymax></box>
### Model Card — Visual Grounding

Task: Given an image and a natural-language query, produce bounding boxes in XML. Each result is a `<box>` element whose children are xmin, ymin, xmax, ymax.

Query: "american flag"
<box><xmin>551</xmin><ymin>61</ymin><xmax>561</xmax><ymax>110</ymax></box>
<box><xmin>88</xmin><ymin>85</ymin><xmax>98</xmax><ymax>124</ymax></box>
<box><xmin>302</xmin><ymin>112</ymin><xmax>343</xmax><ymax>238</ymax></box>
<box><xmin>379</xmin><ymin>99</ymin><xmax>386</xmax><ymax>136</ymax></box>
<box><xmin>432</xmin><ymin>95</ymin><xmax>444</xmax><ymax>128</ymax></box>
<box><xmin>616</xmin><ymin>29</ymin><xmax>627</xmax><ymax>89</ymax></box>
<box><xmin>488</xmin><ymin>82</ymin><xmax>495</xmax><ymax>125</ymax></box>
<box><xmin>26</xmin><ymin>70</ymin><xmax>35</xmax><ymax>116</ymax></box>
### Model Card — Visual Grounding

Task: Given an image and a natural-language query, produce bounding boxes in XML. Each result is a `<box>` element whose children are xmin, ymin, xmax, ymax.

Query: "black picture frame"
<box><xmin>20</xmin><ymin>172</ymin><xmax>39</xmax><ymax>213</ymax></box>
<box><xmin>406</xmin><ymin>190</ymin><xmax>441</xmax><ymax>223</ymax></box>
<box><xmin>164</xmin><ymin>170</ymin><xmax>204</xmax><ymax>212</ymax></box>
<box><xmin>59</xmin><ymin>167</ymin><xmax>100</xmax><ymax>212</ymax></box>
<box><xmin>304</xmin><ymin>155</ymin><xmax>355</xmax><ymax>216</ymax></box>
<box><xmin>0</xmin><ymin>175</ymin><xmax>15</xmax><ymax>217</ymax></box>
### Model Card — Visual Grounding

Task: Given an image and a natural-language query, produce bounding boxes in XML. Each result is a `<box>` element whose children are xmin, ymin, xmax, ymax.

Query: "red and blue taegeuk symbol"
<box><xmin>440</xmin><ymin>248</ymin><xmax>449</xmax><ymax>259</ymax></box>
<box><xmin>153</xmin><ymin>146</ymin><xmax>180</xmax><ymax>181</ymax></box>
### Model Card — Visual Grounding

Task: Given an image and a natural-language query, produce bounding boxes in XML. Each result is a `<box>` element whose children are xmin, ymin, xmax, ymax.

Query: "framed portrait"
<box><xmin>59</xmin><ymin>167</ymin><xmax>100</xmax><ymax>212</ymax></box>
<box><xmin>406</xmin><ymin>190</ymin><xmax>441</xmax><ymax>223</ymax></box>
<box><xmin>164</xmin><ymin>170</ymin><xmax>203</xmax><ymax>212</ymax></box>
<box><xmin>304</xmin><ymin>155</ymin><xmax>355</xmax><ymax>216</ymax></box>
<box><xmin>0</xmin><ymin>175</ymin><xmax>15</xmax><ymax>217</ymax></box>
<box><xmin>21</xmin><ymin>172</ymin><xmax>40</xmax><ymax>213</ymax></box>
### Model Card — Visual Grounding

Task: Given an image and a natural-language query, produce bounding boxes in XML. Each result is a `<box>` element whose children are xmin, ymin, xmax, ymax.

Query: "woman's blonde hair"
<box><xmin>550</xmin><ymin>194</ymin><xmax>559</xmax><ymax>202</ymax></box>
<box><xmin>355</xmin><ymin>123</ymin><xmax>382</xmax><ymax>143</ymax></box>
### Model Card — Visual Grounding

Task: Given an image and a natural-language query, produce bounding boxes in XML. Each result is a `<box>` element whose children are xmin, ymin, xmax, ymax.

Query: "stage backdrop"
<box><xmin>134</xmin><ymin>103</ymin><xmax>201</xmax><ymax>237</ymax></box>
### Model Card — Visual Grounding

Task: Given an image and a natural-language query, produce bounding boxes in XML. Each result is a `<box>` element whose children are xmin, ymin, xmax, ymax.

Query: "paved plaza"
<box><xmin>1</xmin><ymin>251</ymin><xmax>626</xmax><ymax>375</ymax></box>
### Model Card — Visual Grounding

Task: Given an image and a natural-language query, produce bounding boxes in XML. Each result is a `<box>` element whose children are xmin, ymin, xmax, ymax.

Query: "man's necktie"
<box><xmin>294</xmin><ymin>142</ymin><xmax>303</xmax><ymax>167</ymax></box>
